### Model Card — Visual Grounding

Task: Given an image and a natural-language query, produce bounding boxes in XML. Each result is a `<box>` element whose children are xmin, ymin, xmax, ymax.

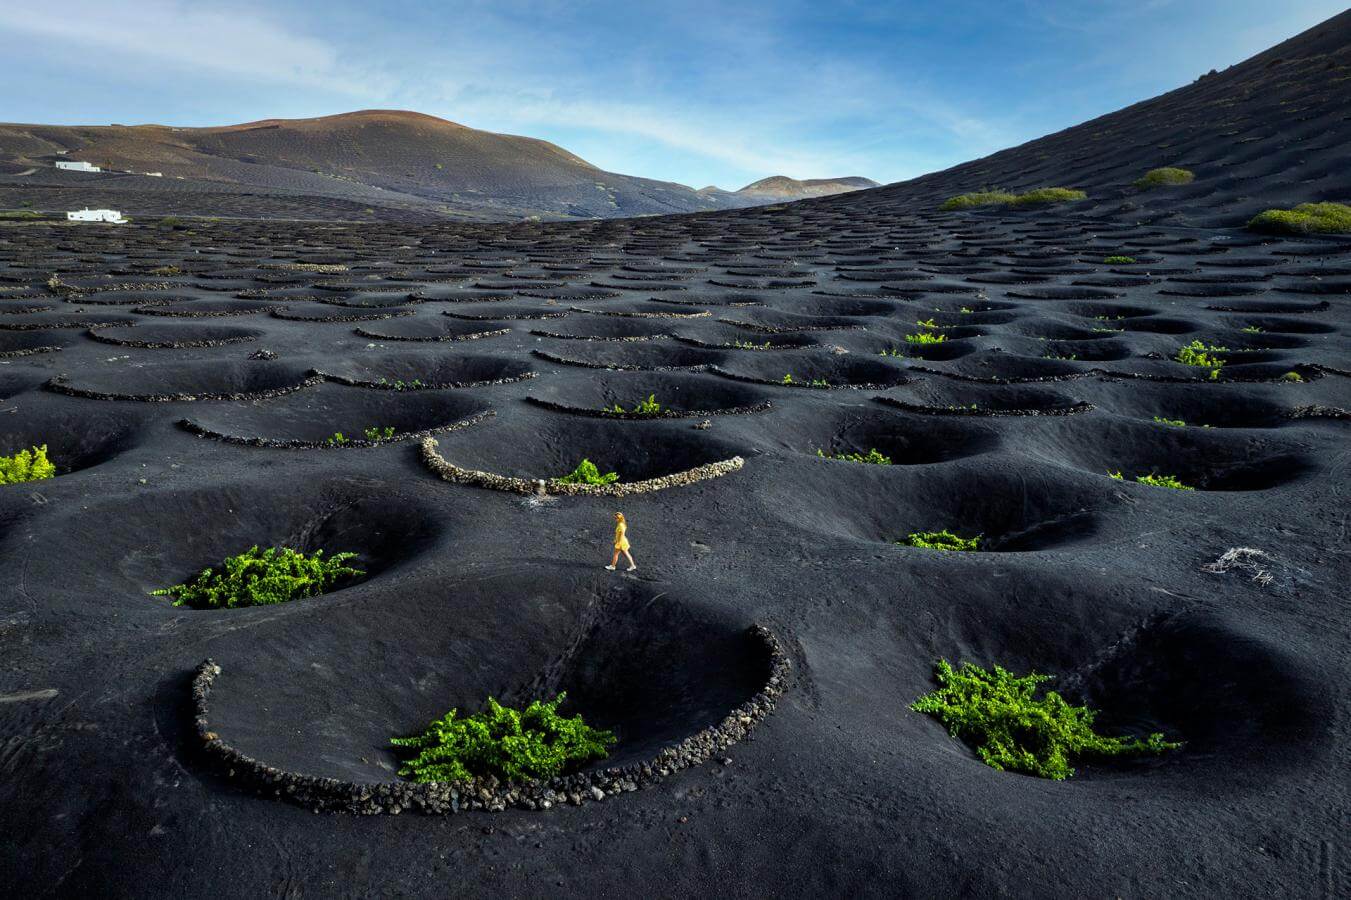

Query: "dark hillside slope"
<box><xmin>838</xmin><ymin>10</ymin><xmax>1351</xmax><ymax>227</ymax></box>
<box><xmin>0</xmin><ymin>110</ymin><xmax>762</xmax><ymax>220</ymax></box>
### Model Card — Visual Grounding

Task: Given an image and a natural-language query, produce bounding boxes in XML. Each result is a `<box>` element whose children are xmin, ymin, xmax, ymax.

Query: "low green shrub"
<box><xmin>905</xmin><ymin>331</ymin><xmax>946</xmax><ymax>345</ymax></box>
<box><xmin>1175</xmin><ymin>340</ymin><xmax>1227</xmax><ymax>378</ymax></box>
<box><xmin>900</xmin><ymin>530</ymin><xmax>980</xmax><ymax>551</ymax></box>
<box><xmin>1103</xmin><ymin>255</ymin><xmax>1136</xmax><ymax>264</ymax></box>
<box><xmin>939</xmin><ymin>191</ymin><xmax>1018</xmax><ymax>210</ymax></box>
<box><xmin>391</xmin><ymin>693</ymin><xmax>616</xmax><ymax>784</ymax></box>
<box><xmin>1008</xmin><ymin>187</ymin><xmax>1087</xmax><ymax>206</ymax></box>
<box><xmin>0</xmin><ymin>210</ymin><xmax>43</xmax><ymax>220</ymax></box>
<box><xmin>152</xmin><ymin>545</ymin><xmax>362</xmax><ymax>609</ymax></box>
<box><xmin>377</xmin><ymin>378</ymin><xmax>425</xmax><ymax>390</ymax></box>
<box><xmin>910</xmin><ymin>659</ymin><xmax>1179</xmax><ymax>780</ymax></box>
<box><xmin>325</xmin><ymin>432</ymin><xmax>350</xmax><ymax>446</ymax></box>
<box><xmin>1109</xmin><ymin>471</ymin><xmax>1194</xmax><ymax>490</ymax></box>
<box><xmin>557</xmin><ymin>458</ymin><xmax>619</xmax><ymax>485</ymax></box>
<box><xmin>606</xmin><ymin>394</ymin><xmax>661</xmax><ymax>415</ymax></box>
<box><xmin>363</xmin><ymin>426</ymin><xmax>396</xmax><ymax>441</ymax></box>
<box><xmin>731</xmin><ymin>339</ymin><xmax>772</xmax><ymax>350</ymax></box>
<box><xmin>1134</xmin><ymin>167</ymin><xmax>1194</xmax><ymax>189</ymax></box>
<box><xmin>1248</xmin><ymin>202</ymin><xmax>1351</xmax><ymax>235</ymax></box>
<box><xmin>817</xmin><ymin>447</ymin><xmax>892</xmax><ymax>465</ymax></box>
<box><xmin>940</xmin><ymin>188</ymin><xmax>1085</xmax><ymax>211</ymax></box>
<box><xmin>1281</xmin><ymin>371</ymin><xmax>1304</xmax><ymax>383</ymax></box>
<box><xmin>1152</xmin><ymin>416</ymin><xmax>1186</xmax><ymax>427</ymax></box>
<box><xmin>782</xmin><ymin>374</ymin><xmax>828</xmax><ymax>387</ymax></box>
<box><xmin>0</xmin><ymin>445</ymin><xmax>56</xmax><ymax>484</ymax></box>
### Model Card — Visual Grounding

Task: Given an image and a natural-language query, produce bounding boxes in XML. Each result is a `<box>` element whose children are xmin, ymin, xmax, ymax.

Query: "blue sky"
<box><xmin>2</xmin><ymin>1</ymin><xmax>1344</xmax><ymax>190</ymax></box>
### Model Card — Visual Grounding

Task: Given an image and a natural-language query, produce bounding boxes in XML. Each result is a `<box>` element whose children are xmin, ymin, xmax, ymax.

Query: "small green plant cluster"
<box><xmin>939</xmin><ymin>190</ymin><xmax>1017</xmax><ymax>210</ymax></box>
<box><xmin>1281</xmin><ymin>371</ymin><xmax>1304</xmax><ymax>383</ymax></box>
<box><xmin>900</xmin><ymin>530</ymin><xmax>980</xmax><ymax>551</ymax></box>
<box><xmin>1134</xmin><ymin>167</ymin><xmax>1195</xmax><ymax>189</ymax></box>
<box><xmin>1152</xmin><ymin>416</ymin><xmax>1186</xmax><ymax>427</ymax></box>
<box><xmin>1109</xmin><ymin>471</ymin><xmax>1194</xmax><ymax>490</ymax></box>
<box><xmin>905</xmin><ymin>331</ymin><xmax>946</xmax><ymax>345</ymax></box>
<box><xmin>1248</xmin><ymin>202</ymin><xmax>1351</xmax><ymax>235</ymax></box>
<box><xmin>939</xmin><ymin>187</ymin><xmax>1086</xmax><ymax>211</ymax></box>
<box><xmin>152</xmin><ymin>545</ymin><xmax>362</xmax><ymax>609</ymax></box>
<box><xmin>377</xmin><ymin>377</ymin><xmax>426</xmax><ymax>390</ymax></box>
<box><xmin>606</xmin><ymin>394</ymin><xmax>661</xmax><ymax>415</ymax></box>
<box><xmin>0</xmin><ymin>445</ymin><xmax>56</xmax><ymax>484</ymax></box>
<box><xmin>0</xmin><ymin>209</ymin><xmax>43</xmax><ymax>220</ymax></box>
<box><xmin>326</xmin><ymin>427</ymin><xmax>395</xmax><ymax>445</ymax></box>
<box><xmin>817</xmin><ymin>447</ymin><xmax>892</xmax><ymax>465</ymax></box>
<box><xmin>1175</xmin><ymin>340</ymin><xmax>1227</xmax><ymax>378</ymax></box>
<box><xmin>1009</xmin><ymin>187</ymin><xmax>1087</xmax><ymax>205</ymax></box>
<box><xmin>1240</xmin><ymin>325</ymin><xmax>1263</xmax><ymax>334</ymax></box>
<box><xmin>391</xmin><ymin>693</ymin><xmax>616</xmax><ymax>784</ymax></box>
<box><xmin>1103</xmin><ymin>255</ymin><xmax>1137</xmax><ymax>264</ymax></box>
<box><xmin>910</xmin><ymin>659</ymin><xmax>1179</xmax><ymax>780</ymax></box>
<box><xmin>782</xmin><ymin>374</ymin><xmax>828</xmax><ymax>387</ymax></box>
<box><xmin>731</xmin><ymin>339</ymin><xmax>772</xmax><ymax>350</ymax></box>
<box><xmin>557</xmin><ymin>458</ymin><xmax>619</xmax><ymax>485</ymax></box>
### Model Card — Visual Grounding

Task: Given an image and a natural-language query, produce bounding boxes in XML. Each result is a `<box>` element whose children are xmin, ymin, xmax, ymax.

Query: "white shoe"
<box><xmin>627</xmin><ymin>565</ymin><xmax>637</xmax><ymax>572</ymax></box>
<box><xmin>605</xmin><ymin>565</ymin><xmax>616</xmax><ymax>570</ymax></box>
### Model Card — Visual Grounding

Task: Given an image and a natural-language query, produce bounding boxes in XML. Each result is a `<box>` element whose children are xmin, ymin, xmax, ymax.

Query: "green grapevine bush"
<box><xmin>817</xmin><ymin>447</ymin><xmax>892</xmax><ymax>465</ymax></box>
<box><xmin>900</xmin><ymin>530</ymin><xmax>980</xmax><ymax>551</ymax></box>
<box><xmin>607</xmin><ymin>394</ymin><xmax>662</xmax><ymax>415</ymax></box>
<box><xmin>151</xmin><ymin>545</ymin><xmax>363</xmax><ymax>609</ymax></box>
<box><xmin>557</xmin><ymin>458</ymin><xmax>619</xmax><ymax>485</ymax></box>
<box><xmin>0</xmin><ymin>445</ymin><xmax>56</xmax><ymax>484</ymax></box>
<box><xmin>391</xmin><ymin>693</ymin><xmax>616</xmax><ymax>783</ymax></box>
<box><xmin>910</xmin><ymin>659</ymin><xmax>1179</xmax><ymax>780</ymax></box>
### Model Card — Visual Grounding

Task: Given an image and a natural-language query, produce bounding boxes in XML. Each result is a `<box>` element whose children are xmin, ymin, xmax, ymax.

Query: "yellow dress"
<box><xmin>614</xmin><ymin>521</ymin><xmax>630</xmax><ymax>551</ymax></box>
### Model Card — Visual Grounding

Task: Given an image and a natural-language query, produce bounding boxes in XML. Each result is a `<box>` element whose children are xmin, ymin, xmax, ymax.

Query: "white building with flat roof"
<box><xmin>67</xmin><ymin>209</ymin><xmax>125</xmax><ymax>223</ymax></box>
<box><xmin>55</xmin><ymin>161</ymin><xmax>100</xmax><ymax>172</ymax></box>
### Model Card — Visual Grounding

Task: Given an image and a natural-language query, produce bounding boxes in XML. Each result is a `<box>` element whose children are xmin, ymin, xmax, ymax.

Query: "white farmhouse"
<box><xmin>55</xmin><ymin>161</ymin><xmax>100</xmax><ymax>172</ymax></box>
<box><xmin>67</xmin><ymin>209</ymin><xmax>126</xmax><ymax>223</ymax></box>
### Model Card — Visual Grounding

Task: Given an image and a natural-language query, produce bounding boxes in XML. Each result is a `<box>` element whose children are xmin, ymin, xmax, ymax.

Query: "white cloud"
<box><xmin>2</xmin><ymin>1</ymin><xmax>387</xmax><ymax>97</ymax></box>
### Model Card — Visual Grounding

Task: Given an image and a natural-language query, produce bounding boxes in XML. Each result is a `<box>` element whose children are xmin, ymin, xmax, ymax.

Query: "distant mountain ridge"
<box><xmin>734</xmin><ymin>175</ymin><xmax>879</xmax><ymax>199</ymax></box>
<box><xmin>0</xmin><ymin>110</ymin><xmax>877</xmax><ymax>221</ymax></box>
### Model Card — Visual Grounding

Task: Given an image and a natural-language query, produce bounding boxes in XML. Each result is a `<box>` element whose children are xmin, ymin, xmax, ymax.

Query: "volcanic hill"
<box><xmin>0</xmin><ymin>109</ymin><xmax>873</xmax><ymax>222</ymax></box>
<box><xmin>732</xmin><ymin>175</ymin><xmax>880</xmax><ymax>199</ymax></box>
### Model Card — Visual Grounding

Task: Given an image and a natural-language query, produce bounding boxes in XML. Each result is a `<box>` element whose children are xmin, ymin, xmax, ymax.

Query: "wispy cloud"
<box><xmin>3</xmin><ymin>1</ymin><xmax>388</xmax><ymax>97</ymax></box>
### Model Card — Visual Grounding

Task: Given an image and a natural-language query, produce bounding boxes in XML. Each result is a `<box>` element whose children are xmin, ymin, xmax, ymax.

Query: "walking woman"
<box><xmin>605</xmin><ymin>512</ymin><xmax>637</xmax><ymax>572</ymax></box>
